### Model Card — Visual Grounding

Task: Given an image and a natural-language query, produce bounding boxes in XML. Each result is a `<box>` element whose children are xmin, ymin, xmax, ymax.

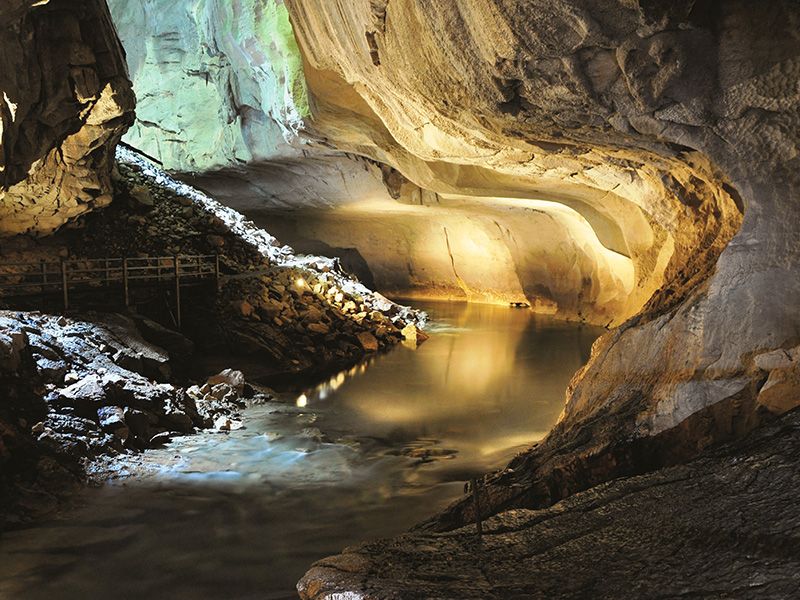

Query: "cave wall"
<box><xmin>258</xmin><ymin>197</ymin><xmax>635</xmax><ymax>321</ymax></box>
<box><xmin>108</xmin><ymin>0</ymin><xmax>307</xmax><ymax>172</ymax></box>
<box><xmin>283</xmin><ymin>0</ymin><xmax>800</xmax><ymax>515</ymax></box>
<box><xmin>108</xmin><ymin>0</ymin><xmax>659</xmax><ymax>324</ymax></box>
<box><xmin>0</xmin><ymin>0</ymin><xmax>135</xmax><ymax>236</ymax></box>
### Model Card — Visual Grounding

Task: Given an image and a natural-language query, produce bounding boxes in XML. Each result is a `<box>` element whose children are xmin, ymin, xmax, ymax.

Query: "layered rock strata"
<box><xmin>285</xmin><ymin>0</ymin><xmax>800</xmax><ymax>579</ymax></box>
<box><xmin>0</xmin><ymin>0</ymin><xmax>135</xmax><ymax>236</ymax></box>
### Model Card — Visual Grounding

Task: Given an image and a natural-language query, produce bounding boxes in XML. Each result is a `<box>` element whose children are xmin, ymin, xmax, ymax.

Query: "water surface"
<box><xmin>0</xmin><ymin>301</ymin><xmax>602</xmax><ymax>599</ymax></box>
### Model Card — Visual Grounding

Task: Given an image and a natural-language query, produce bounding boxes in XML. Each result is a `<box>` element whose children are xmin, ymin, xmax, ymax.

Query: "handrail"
<box><xmin>0</xmin><ymin>254</ymin><xmax>221</xmax><ymax>328</ymax></box>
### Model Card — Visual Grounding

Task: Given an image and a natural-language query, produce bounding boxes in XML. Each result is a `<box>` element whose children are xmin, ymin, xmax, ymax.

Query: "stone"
<box><xmin>34</xmin><ymin>357</ymin><xmax>67</xmax><ymax>382</ymax></box>
<box><xmin>235</xmin><ymin>300</ymin><xmax>255</xmax><ymax>318</ymax></box>
<box><xmin>58</xmin><ymin>375</ymin><xmax>106</xmax><ymax>409</ymax></box>
<box><xmin>207</xmin><ymin>369</ymin><xmax>246</xmax><ymax>395</ymax></box>
<box><xmin>307</xmin><ymin>322</ymin><xmax>330</xmax><ymax>335</ymax></box>
<box><xmin>123</xmin><ymin>408</ymin><xmax>152</xmax><ymax>441</ymax></box>
<box><xmin>163</xmin><ymin>409</ymin><xmax>194</xmax><ymax>434</ymax></box>
<box><xmin>209</xmin><ymin>383</ymin><xmax>234</xmax><ymax>401</ymax></box>
<box><xmin>130</xmin><ymin>184</ymin><xmax>155</xmax><ymax>207</ymax></box>
<box><xmin>401</xmin><ymin>323</ymin><xmax>429</xmax><ymax>347</ymax></box>
<box><xmin>213</xmin><ymin>415</ymin><xmax>244</xmax><ymax>432</ymax></box>
<box><xmin>96</xmin><ymin>406</ymin><xmax>126</xmax><ymax>432</ymax></box>
<box><xmin>356</xmin><ymin>332</ymin><xmax>379</xmax><ymax>353</ymax></box>
<box><xmin>149</xmin><ymin>431</ymin><xmax>172</xmax><ymax>447</ymax></box>
<box><xmin>204</xmin><ymin>233</ymin><xmax>225</xmax><ymax>249</ymax></box>
<box><xmin>757</xmin><ymin>364</ymin><xmax>800</xmax><ymax>415</ymax></box>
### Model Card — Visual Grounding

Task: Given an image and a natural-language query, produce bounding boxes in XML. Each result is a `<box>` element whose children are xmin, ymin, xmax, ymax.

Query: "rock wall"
<box><xmin>108</xmin><ymin>0</ymin><xmax>659</xmax><ymax>324</ymax></box>
<box><xmin>284</xmin><ymin>0</ymin><xmax>800</xmax><ymax>525</ymax></box>
<box><xmin>257</xmin><ymin>196</ymin><xmax>636</xmax><ymax>321</ymax></box>
<box><xmin>108</xmin><ymin>0</ymin><xmax>307</xmax><ymax>173</ymax></box>
<box><xmin>0</xmin><ymin>0</ymin><xmax>134</xmax><ymax>236</ymax></box>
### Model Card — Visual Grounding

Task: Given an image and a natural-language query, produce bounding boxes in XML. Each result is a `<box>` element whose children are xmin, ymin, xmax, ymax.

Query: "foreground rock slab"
<box><xmin>299</xmin><ymin>409</ymin><xmax>800</xmax><ymax>599</ymax></box>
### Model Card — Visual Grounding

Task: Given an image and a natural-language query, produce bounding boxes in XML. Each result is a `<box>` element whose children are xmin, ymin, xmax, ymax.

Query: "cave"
<box><xmin>1</xmin><ymin>1</ymin><xmax>799</xmax><ymax>598</ymax></box>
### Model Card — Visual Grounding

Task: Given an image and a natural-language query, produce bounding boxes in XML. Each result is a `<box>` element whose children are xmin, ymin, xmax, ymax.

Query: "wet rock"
<box><xmin>148</xmin><ymin>432</ymin><xmax>172</xmax><ymax>447</ymax></box>
<box><xmin>34</xmin><ymin>357</ymin><xmax>67</xmax><ymax>383</ymax></box>
<box><xmin>298</xmin><ymin>410</ymin><xmax>800</xmax><ymax>600</ymax></box>
<box><xmin>58</xmin><ymin>375</ymin><xmax>106</xmax><ymax>411</ymax></box>
<box><xmin>123</xmin><ymin>409</ymin><xmax>152</xmax><ymax>442</ymax></box>
<box><xmin>401</xmin><ymin>323</ymin><xmax>429</xmax><ymax>347</ymax></box>
<box><xmin>214</xmin><ymin>415</ymin><xmax>244</xmax><ymax>432</ymax></box>
<box><xmin>96</xmin><ymin>406</ymin><xmax>126</xmax><ymax>433</ymax></box>
<box><xmin>163</xmin><ymin>405</ymin><xmax>194</xmax><ymax>434</ymax></box>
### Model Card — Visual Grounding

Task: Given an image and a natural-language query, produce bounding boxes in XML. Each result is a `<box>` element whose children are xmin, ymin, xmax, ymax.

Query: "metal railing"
<box><xmin>0</xmin><ymin>254</ymin><xmax>220</xmax><ymax>327</ymax></box>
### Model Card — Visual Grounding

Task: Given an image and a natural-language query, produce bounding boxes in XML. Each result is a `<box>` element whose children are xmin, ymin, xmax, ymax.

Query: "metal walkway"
<box><xmin>0</xmin><ymin>255</ymin><xmax>220</xmax><ymax>328</ymax></box>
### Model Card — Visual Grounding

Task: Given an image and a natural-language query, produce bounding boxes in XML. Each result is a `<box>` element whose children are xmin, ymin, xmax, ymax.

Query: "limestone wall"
<box><xmin>283</xmin><ymin>0</ymin><xmax>800</xmax><ymax>519</ymax></box>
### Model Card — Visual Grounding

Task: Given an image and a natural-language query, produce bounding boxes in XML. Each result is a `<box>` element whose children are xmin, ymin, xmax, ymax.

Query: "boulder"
<box><xmin>401</xmin><ymin>323</ymin><xmax>429</xmax><ymax>347</ymax></box>
<box><xmin>97</xmin><ymin>406</ymin><xmax>126</xmax><ymax>432</ymax></box>
<box><xmin>130</xmin><ymin>184</ymin><xmax>155</xmax><ymax>208</ymax></box>
<box><xmin>207</xmin><ymin>369</ymin><xmax>246</xmax><ymax>395</ymax></box>
<box><xmin>356</xmin><ymin>332</ymin><xmax>379</xmax><ymax>353</ymax></box>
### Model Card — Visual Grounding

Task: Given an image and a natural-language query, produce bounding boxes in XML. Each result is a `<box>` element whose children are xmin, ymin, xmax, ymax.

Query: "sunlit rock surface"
<box><xmin>0</xmin><ymin>0</ymin><xmax>134</xmax><ymax>236</ymax></box>
<box><xmin>284</xmin><ymin>0</ymin><xmax>800</xmax><ymax>545</ymax></box>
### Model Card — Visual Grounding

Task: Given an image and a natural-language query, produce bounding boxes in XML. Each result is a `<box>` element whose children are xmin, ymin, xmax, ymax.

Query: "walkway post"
<box><xmin>123</xmin><ymin>257</ymin><xmax>130</xmax><ymax>308</ymax></box>
<box><xmin>174</xmin><ymin>255</ymin><xmax>182</xmax><ymax>328</ymax></box>
<box><xmin>472</xmin><ymin>478</ymin><xmax>483</xmax><ymax>539</ymax></box>
<box><xmin>60</xmin><ymin>260</ymin><xmax>69</xmax><ymax>312</ymax></box>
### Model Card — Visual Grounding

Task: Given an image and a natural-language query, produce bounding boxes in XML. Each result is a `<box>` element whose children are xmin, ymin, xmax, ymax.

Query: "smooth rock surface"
<box><xmin>299</xmin><ymin>408</ymin><xmax>800</xmax><ymax>600</ymax></box>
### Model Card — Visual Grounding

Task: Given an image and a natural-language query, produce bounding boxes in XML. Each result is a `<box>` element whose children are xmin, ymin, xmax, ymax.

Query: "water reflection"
<box><xmin>300</xmin><ymin>301</ymin><xmax>601</xmax><ymax>471</ymax></box>
<box><xmin>0</xmin><ymin>301</ymin><xmax>602</xmax><ymax>599</ymax></box>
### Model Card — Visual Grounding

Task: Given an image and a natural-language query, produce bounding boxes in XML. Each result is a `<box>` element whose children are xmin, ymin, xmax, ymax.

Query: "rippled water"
<box><xmin>0</xmin><ymin>301</ymin><xmax>602</xmax><ymax>599</ymax></box>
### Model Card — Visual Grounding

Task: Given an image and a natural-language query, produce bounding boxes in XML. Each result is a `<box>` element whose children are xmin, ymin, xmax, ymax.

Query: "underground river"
<box><xmin>0</xmin><ymin>301</ymin><xmax>603</xmax><ymax>599</ymax></box>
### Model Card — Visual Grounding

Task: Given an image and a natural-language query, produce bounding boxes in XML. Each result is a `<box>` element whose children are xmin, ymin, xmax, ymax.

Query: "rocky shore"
<box><xmin>0</xmin><ymin>310</ymin><xmax>268</xmax><ymax>529</ymax></box>
<box><xmin>0</xmin><ymin>149</ymin><xmax>425</xmax><ymax>529</ymax></box>
<box><xmin>1</xmin><ymin>147</ymin><xmax>424</xmax><ymax>378</ymax></box>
